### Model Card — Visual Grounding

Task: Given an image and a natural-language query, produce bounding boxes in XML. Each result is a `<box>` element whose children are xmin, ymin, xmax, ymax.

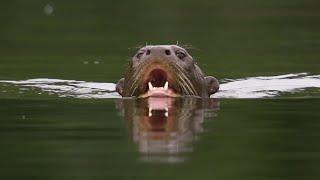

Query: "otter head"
<box><xmin>116</xmin><ymin>45</ymin><xmax>219</xmax><ymax>98</ymax></box>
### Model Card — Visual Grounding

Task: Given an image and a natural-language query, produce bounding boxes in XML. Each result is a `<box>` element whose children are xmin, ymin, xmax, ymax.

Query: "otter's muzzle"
<box><xmin>143</xmin><ymin>46</ymin><xmax>174</xmax><ymax>61</ymax></box>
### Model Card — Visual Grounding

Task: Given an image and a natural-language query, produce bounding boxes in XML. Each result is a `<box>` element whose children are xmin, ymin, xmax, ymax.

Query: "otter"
<box><xmin>116</xmin><ymin>45</ymin><xmax>219</xmax><ymax>98</ymax></box>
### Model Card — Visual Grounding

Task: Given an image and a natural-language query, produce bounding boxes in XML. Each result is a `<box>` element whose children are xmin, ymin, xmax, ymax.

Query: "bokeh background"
<box><xmin>1</xmin><ymin>0</ymin><xmax>319</xmax><ymax>83</ymax></box>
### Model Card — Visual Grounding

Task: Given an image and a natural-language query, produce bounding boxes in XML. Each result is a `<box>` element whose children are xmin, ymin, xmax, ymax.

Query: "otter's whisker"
<box><xmin>174</xmin><ymin>64</ymin><xmax>197</xmax><ymax>95</ymax></box>
<box><xmin>176</xmin><ymin>74</ymin><xmax>193</xmax><ymax>95</ymax></box>
<box><xmin>128</xmin><ymin>67</ymin><xmax>145</xmax><ymax>95</ymax></box>
<box><xmin>175</xmin><ymin>69</ymin><xmax>191</xmax><ymax>94</ymax></box>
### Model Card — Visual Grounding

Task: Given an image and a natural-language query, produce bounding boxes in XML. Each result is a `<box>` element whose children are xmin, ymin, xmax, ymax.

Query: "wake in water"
<box><xmin>0</xmin><ymin>73</ymin><xmax>319</xmax><ymax>99</ymax></box>
<box><xmin>217</xmin><ymin>73</ymin><xmax>320</xmax><ymax>98</ymax></box>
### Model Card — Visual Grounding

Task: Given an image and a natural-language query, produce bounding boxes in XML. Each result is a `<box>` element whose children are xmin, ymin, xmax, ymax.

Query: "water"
<box><xmin>1</xmin><ymin>0</ymin><xmax>320</xmax><ymax>179</ymax></box>
<box><xmin>1</xmin><ymin>72</ymin><xmax>320</xmax><ymax>99</ymax></box>
<box><xmin>1</xmin><ymin>97</ymin><xmax>320</xmax><ymax>179</ymax></box>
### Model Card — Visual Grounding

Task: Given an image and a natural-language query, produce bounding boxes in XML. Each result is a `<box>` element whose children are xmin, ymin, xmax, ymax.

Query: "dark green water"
<box><xmin>1</xmin><ymin>0</ymin><xmax>320</xmax><ymax>179</ymax></box>
<box><xmin>1</xmin><ymin>99</ymin><xmax>320</xmax><ymax>179</ymax></box>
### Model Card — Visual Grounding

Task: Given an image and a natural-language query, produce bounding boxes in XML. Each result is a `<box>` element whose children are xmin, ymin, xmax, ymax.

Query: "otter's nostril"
<box><xmin>146</xmin><ymin>50</ymin><xmax>151</xmax><ymax>55</ymax></box>
<box><xmin>165</xmin><ymin>49</ymin><xmax>171</xmax><ymax>55</ymax></box>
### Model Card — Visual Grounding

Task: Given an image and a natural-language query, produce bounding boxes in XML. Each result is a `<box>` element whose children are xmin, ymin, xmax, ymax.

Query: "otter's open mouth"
<box><xmin>141</xmin><ymin>68</ymin><xmax>178</xmax><ymax>97</ymax></box>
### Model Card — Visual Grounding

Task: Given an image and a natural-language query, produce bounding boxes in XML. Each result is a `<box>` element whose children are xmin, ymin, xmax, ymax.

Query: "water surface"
<box><xmin>1</xmin><ymin>98</ymin><xmax>320</xmax><ymax>179</ymax></box>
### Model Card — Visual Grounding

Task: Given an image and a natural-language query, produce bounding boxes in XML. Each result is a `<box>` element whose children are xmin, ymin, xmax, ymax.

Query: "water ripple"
<box><xmin>0</xmin><ymin>73</ymin><xmax>319</xmax><ymax>99</ymax></box>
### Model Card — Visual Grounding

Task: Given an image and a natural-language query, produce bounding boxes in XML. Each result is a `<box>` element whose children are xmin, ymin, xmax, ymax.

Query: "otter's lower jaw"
<box><xmin>140</xmin><ymin>81</ymin><xmax>179</xmax><ymax>98</ymax></box>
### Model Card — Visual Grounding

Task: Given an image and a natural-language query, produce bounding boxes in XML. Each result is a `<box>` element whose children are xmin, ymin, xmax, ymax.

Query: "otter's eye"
<box><xmin>176</xmin><ymin>51</ymin><xmax>186</xmax><ymax>60</ymax></box>
<box><xmin>136</xmin><ymin>52</ymin><xmax>144</xmax><ymax>59</ymax></box>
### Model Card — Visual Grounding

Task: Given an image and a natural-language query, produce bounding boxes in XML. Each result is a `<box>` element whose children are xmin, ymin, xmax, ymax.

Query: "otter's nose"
<box><xmin>145</xmin><ymin>46</ymin><xmax>173</xmax><ymax>58</ymax></box>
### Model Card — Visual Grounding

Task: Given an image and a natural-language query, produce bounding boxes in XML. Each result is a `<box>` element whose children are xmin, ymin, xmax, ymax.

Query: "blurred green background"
<box><xmin>1</xmin><ymin>0</ymin><xmax>319</xmax><ymax>82</ymax></box>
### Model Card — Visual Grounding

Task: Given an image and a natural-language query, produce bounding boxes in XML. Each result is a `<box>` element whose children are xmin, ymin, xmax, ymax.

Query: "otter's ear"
<box><xmin>116</xmin><ymin>78</ymin><xmax>125</xmax><ymax>96</ymax></box>
<box><xmin>205</xmin><ymin>76</ymin><xmax>219</xmax><ymax>95</ymax></box>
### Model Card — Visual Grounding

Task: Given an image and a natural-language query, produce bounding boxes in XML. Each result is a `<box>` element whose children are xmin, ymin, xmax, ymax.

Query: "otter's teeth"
<box><xmin>165</xmin><ymin>107</ymin><xmax>168</xmax><ymax>117</ymax></box>
<box><xmin>148</xmin><ymin>81</ymin><xmax>169</xmax><ymax>92</ymax></box>
<box><xmin>148</xmin><ymin>107</ymin><xmax>169</xmax><ymax>117</ymax></box>
<box><xmin>148</xmin><ymin>82</ymin><xmax>153</xmax><ymax>91</ymax></box>
<box><xmin>164</xmin><ymin>81</ymin><xmax>168</xmax><ymax>91</ymax></box>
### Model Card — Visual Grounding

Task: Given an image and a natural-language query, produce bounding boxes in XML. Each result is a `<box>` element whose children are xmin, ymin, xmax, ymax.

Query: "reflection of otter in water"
<box><xmin>117</xmin><ymin>97</ymin><xmax>219</xmax><ymax>163</ymax></box>
<box><xmin>116</xmin><ymin>45</ymin><xmax>219</xmax><ymax>98</ymax></box>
